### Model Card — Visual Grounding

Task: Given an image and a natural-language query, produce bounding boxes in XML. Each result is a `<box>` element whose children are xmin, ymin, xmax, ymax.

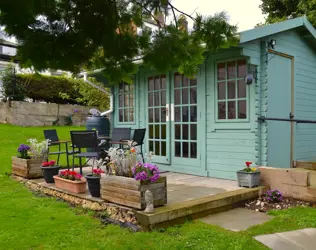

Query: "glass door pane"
<box><xmin>148</xmin><ymin>75</ymin><xmax>170</xmax><ymax>164</ymax></box>
<box><xmin>172</xmin><ymin>73</ymin><xmax>199</xmax><ymax>166</ymax></box>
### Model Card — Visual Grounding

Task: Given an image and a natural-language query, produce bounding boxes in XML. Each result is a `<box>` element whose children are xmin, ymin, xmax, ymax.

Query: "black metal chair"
<box><xmin>109</xmin><ymin>128</ymin><xmax>131</xmax><ymax>148</ymax></box>
<box><xmin>70</xmin><ymin>130</ymin><xmax>100</xmax><ymax>175</ymax></box>
<box><xmin>131</xmin><ymin>128</ymin><xmax>146</xmax><ymax>163</ymax></box>
<box><xmin>43</xmin><ymin>129</ymin><xmax>77</xmax><ymax>169</ymax></box>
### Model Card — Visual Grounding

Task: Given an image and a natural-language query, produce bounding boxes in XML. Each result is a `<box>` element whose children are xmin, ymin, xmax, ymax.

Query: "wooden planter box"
<box><xmin>237</xmin><ymin>171</ymin><xmax>261</xmax><ymax>188</ymax></box>
<box><xmin>100</xmin><ymin>175</ymin><xmax>167</xmax><ymax>209</ymax></box>
<box><xmin>11</xmin><ymin>156</ymin><xmax>45</xmax><ymax>179</ymax></box>
<box><xmin>53</xmin><ymin>176</ymin><xmax>87</xmax><ymax>194</ymax></box>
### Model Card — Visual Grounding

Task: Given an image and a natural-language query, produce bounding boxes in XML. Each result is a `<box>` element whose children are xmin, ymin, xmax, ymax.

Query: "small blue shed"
<box><xmin>101</xmin><ymin>16</ymin><xmax>316</xmax><ymax>180</ymax></box>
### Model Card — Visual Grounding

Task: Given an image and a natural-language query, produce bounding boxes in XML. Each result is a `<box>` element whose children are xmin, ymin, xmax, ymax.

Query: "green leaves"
<box><xmin>0</xmin><ymin>1</ymin><xmax>239</xmax><ymax>83</ymax></box>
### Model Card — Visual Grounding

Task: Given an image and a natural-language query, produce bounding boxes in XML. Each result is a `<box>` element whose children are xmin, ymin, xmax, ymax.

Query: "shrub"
<box><xmin>0</xmin><ymin>64</ymin><xmax>25</xmax><ymax>100</ymax></box>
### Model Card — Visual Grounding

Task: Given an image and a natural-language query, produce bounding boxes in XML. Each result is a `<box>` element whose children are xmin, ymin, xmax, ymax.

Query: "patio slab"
<box><xmin>255</xmin><ymin>228</ymin><xmax>316</xmax><ymax>250</ymax></box>
<box><xmin>199</xmin><ymin>208</ymin><xmax>272</xmax><ymax>231</ymax></box>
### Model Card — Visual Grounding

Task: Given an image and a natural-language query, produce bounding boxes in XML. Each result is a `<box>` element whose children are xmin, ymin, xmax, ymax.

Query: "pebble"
<box><xmin>255</xmin><ymin>209</ymin><xmax>259</xmax><ymax>212</ymax></box>
<box><xmin>276</xmin><ymin>205</ymin><xmax>281</xmax><ymax>209</ymax></box>
<box><xmin>256</xmin><ymin>200</ymin><xmax>261</xmax><ymax>206</ymax></box>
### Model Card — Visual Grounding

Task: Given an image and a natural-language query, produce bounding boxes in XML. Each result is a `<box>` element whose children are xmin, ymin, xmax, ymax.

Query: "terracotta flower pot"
<box><xmin>53</xmin><ymin>175</ymin><xmax>87</xmax><ymax>194</ymax></box>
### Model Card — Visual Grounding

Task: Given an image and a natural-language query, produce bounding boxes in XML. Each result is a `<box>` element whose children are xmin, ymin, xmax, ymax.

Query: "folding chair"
<box><xmin>70</xmin><ymin>130</ymin><xmax>100</xmax><ymax>175</ymax></box>
<box><xmin>131</xmin><ymin>128</ymin><xmax>146</xmax><ymax>163</ymax></box>
<box><xmin>43</xmin><ymin>129</ymin><xmax>77</xmax><ymax>169</ymax></box>
<box><xmin>109</xmin><ymin>128</ymin><xmax>131</xmax><ymax>148</ymax></box>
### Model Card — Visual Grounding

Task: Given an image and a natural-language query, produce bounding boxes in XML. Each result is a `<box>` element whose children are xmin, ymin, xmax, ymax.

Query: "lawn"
<box><xmin>0</xmin><ymin>124</ymin><xmax>315</xmax><ymax>249</ymax></box>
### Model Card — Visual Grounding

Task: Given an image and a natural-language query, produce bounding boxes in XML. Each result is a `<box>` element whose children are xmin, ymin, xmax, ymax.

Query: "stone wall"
<box><xmin>0</xmin><ymin>100</ymin><xmax>92</xmax><ymax>126</ymax></box>
<box><xmin>259</xmin><ymin>167</ymin><xmax>316</xmax><ymax>202</ymax></box>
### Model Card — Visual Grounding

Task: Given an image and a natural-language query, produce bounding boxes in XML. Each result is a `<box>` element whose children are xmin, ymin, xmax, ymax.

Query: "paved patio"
<box><xmin>33</xmin><ymin>169</ymin><xmax>243</xmax><ymax>205</ymax></box>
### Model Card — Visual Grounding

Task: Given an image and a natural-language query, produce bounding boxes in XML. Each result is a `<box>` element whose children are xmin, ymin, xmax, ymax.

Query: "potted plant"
<box><xmin>41</xmin><ymin>160</ymin><xmax>60</xmax><ymax>183</ymax></box>
<box><xmin>237</xmin><ymin>161</ymin><xmax>260</xmax><ymax>188</ymax></box>
<box><xmin>85</xmin><ymin>168</ymin><xmax>104</xmax><ymax>197</ymax></box>
<box><xmin>53</xmin><ymin>170</ymin><xmax>87</xmax><ymax>194</ymax></box>
<box><xmin>100</xmin><ymin>144</ymin><xmax>167</xmax><ymax>209</ymax></box>
<box><xmin>12</xmin><ymin>139</ymin><xmax>49</xmax><ymax>179</ymax></box>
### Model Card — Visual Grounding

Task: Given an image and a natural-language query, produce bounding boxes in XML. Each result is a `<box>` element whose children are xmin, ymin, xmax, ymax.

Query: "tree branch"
<box><xmin>170</xmin><ymin>5</ymin><xmax>178</xmax><ymax>28</ymax></box>
<box><xmin>131</xmin><ymin>0</ymin><xmax>162</xmax><ymax>28</ymax></box>
<box><xmin>168</xmin><ymin>2</ymin><xmax>196</xmax><ymax>21</ymax></box>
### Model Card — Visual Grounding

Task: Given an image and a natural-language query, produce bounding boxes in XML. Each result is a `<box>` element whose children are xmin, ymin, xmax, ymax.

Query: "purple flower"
<box><xmin>74</xmin><ymin>109</ymin><xmax>79</xmax><ymax>113</ymax></box>
<box><xmin>18</xmin><ymin>144</ymin><xmax>30</xmax><ymax>152</ymax></box>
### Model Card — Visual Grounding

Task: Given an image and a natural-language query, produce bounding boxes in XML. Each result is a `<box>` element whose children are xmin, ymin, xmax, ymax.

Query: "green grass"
<box><xmin>0</xmin><ymin>124</ymin><xmax>314</xmax><ymax>249</ymax></box>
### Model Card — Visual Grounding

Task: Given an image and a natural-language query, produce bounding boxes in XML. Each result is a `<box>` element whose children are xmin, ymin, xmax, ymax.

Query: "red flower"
<box><xmin>49</xmin><ymin>160</ymin><xmax>56</xmax><ymax>165</ymax></box>
<box><xmin>245</xmin><ymin>161</ymin><xmax>252</xmax><ymax>167</ymax></box>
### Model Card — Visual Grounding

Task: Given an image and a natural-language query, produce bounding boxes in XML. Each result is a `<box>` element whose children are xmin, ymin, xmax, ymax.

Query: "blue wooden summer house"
<box><xmin>93</xmin><ymin>16</ymin><xmax>316</xmax><ymax>180</ymax></box>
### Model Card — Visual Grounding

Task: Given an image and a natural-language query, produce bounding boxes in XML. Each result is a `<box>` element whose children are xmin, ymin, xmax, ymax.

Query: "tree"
<box><xmin>260</xmin><ymin>0</ymin><xmax>316</xmax><ymax>27</ymax></box>
<box><xmin>0</xmin><ymin>1</ymin><xmax>238</xmax><ymax>83</ymax></box>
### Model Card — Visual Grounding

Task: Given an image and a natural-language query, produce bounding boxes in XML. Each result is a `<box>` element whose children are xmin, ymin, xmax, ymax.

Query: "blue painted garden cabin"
<box><xmin>101</xmin><ymin>16</ymin><xmax>316</xmax><ymax>180</ymax></box>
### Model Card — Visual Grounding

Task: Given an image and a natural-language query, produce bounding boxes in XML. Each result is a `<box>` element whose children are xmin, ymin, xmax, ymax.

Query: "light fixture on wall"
<box><xmin>268</xmin><ymin>39</ymin><xmax>276</xmax><ymax>49</ymax></box>
<box><xmin>244</xmin><ymin>65</ymin><xmax>258</xmax><ymax>85</ymax></box>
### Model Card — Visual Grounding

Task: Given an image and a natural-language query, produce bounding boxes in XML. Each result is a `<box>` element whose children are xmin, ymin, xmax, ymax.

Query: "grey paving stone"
<box><xmin>200</xmin><ymin>208</ymin><xmax>272</xmax><ymax>231</ymax></box>
<box><xmin>255</xmin><ymin>234</ymin><xmax>303</xmax><ymax>250</ymax></box>
<box><xmin>276</xmin><ymin>229</ymin><xmax>316</xmax><ymax>250</ymax></box>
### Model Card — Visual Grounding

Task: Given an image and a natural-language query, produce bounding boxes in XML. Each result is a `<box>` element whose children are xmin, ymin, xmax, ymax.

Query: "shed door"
<box><xmin>267</xmin><ymin>52</ymin><xmax>293</xmax><ymax>168</ymax></box>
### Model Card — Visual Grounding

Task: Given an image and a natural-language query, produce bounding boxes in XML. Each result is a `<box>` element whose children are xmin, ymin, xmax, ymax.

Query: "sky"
<box><xmin>172</xmin><ymin>0</ymin><xmax>266</xmax><ymax>32</ymax></box>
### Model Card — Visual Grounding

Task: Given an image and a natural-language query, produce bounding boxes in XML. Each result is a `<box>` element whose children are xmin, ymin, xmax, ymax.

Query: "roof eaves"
<box><xmin>302</xmin><ymin>16</ymin><xmax>316</xmax><ymax>40</ymax></box>
<box><xmin>239</xmin><ymin>17</ymin><xmax>305</xmax><ymax>44</ymax></box>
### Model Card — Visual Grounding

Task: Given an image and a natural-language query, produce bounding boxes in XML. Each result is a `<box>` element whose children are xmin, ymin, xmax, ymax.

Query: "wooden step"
<box><xmin>296</xmin><ymin>160</ymin><xmax>316</xmax><ymax>171</ymax></box>
<box><xmin>136</xmin><ymin>186</ymin><xmax>267</xmax><ymax>230</ymax></box>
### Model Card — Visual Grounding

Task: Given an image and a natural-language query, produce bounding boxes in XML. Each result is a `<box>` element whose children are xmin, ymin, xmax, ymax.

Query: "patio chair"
<box><xmin>70</xmin><ymin>130</ymin><xmax>100</xmax><ymax>175</ymax></box>
<box><xmin>43</xmin><ymin>129</ymin><xmax>78</xmax><ymax>169</ymax></box>
<box><xmin>109</xmin><ymin>128</ymin><xmax>131</xmax><ymax>148</ymax></box>
<box><xmin>131</xmin><ymin>128</ymin><xmax>146</xmax><ymax>163</ymax></box>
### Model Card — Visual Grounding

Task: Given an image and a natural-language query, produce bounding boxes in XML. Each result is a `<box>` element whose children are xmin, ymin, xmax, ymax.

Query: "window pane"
<box><xmin>182</xmin><ymin>88</ymin><xmax>189</xmax><ymax>104</ymax></box>
<box><xmin>149</xmin><ymin>125</ymin><xmax>154</xmax><ymax>139</ymax></box>
<box><xmin>124</xmin><ymin>94</ymin><xmax>129</xmax><ymax>107</ymax></box>
<box><xmin>124</xmin><ymin>84</ymin><xmax>129</xmax><ymax>92</ymax></box>
<box><xmin>182</xmin><ymin>106</ymin><xmax>189</xmax><ymax>122</ymax></box>
<box><xmin>190</xmin><ymin>124</ymin><xmax>197</xmax><ymax>140</ymax></box>
<box><xmin>161</xmin><ymin>141</ymin><xmax>166</xmax><ymax>156</ymax></box>
<box><xmin>238</xmin><ymin>60</ymin><xmax>247</xmax><ymax>78</ymax></box>
<box><xmin>218</xmin><ymin>102</ymin><xmax>226</xmax><ymax>119</ymax></box>
<box><xmin>238</xmin><ymin>80</ymin><xmax>246</xmax><ymax>98</ymax></box>
<box><xmin>218</xmin><ymin>82</ymin><xmax>226</xmax><ymax>100</ymax></box>
<box><xmin>190</xmin><ymin>106</ymin><xmax>197</xmax><ymax>122</ymax></box>
<box><xmin>129</xmin><ymin>94</ymin><xmax>134</xmax><ymax>106</ymax></box>
<box><xmin>124</xmin><ymin>109</ymin><xmax>129</xmax><ymax>122</ymax></box>
<box><xmin>155</xmin><ymin>141</ymin><xmax>160</xmax><ymax>156</ymax></box>
<box><xmin>227</xmin><ymin>81</ymin><xmax>236</xmax><ymax>99</ymax></box>
<box><xmin>161</xmin><ymin>124</ymin><xmax>166</xmax><ymax>139</ymax></box>
<box><xmin>130</xmin><ymin>84</ymin><xmax>134</xmax><ymax>92</ymax></box>
<box><xmin>119</xmin><ymin>95</ymin><xmax>124</xmax><ymax>107</ymax></box>
<box><xmin>148</xmin><ymin>77</ymin><xmax>154</xmax><ymax>90</ymax></box>
<box><xmin>183</xmin><ymin>142</ymin><xmax>189</xmax><ymax>158</ymax></box>
<box><xmin>238</xmin><ymin>100</ymin><xmax>247</xmax><ymax>119</ymax></box>
<box><xmin>161</xmin><ymin>108</ymin><xmax>166</xmax><ymax>122</ymax></box>
<box><xmin>154</xmin><ymin>77</ymin><xmax>160</xmax><ymax>90</ymax></box>
<box><xmin>154</xmin><ymin>92</ymin><xmax>159</xmax><ymax>106</ymax></box>
<box><xmin>190</xmin><ymin>88</ymin><xmax>197</xmax><ymax>104</ymax></box>
<box><xmin>175</xmin><ymin>107</ymin><xmax>181</xmax><ymax>122</ymax></box>
<box><xmin>154</xmin><ymin>108</ymin><xmax>160</xmax><ymax>122</ymax></box>
<box><xmin>191</xmin><ymin>143</ymin><xmax>197</xmax><ymax>158</ymax></box>
<box><xmin>227</xmin><ymin>61</ymin><xmax>236</xmax><ymax>79</ymax></box>
<box><xmin>155</xmin><ymin>125</ymin><xmax>160</xmax><ymax>139</ymax></box>
<box><xmin>161</xmin><ymin>90</ymin><xmax>166</xmax><ymax>106</ymax></box>
<box><xmin>175</xmin><ymin>73</ymin><xmax>181</xmax><ymax>87</ymax></box>
<box><xmin>174</xmin><ymin>89</ymin><xmax>181</xmax><ymax>105</ymax></box>
<box><xmin>129</xmin><ymin>108</ymin><xmax>134</xmax><ymax>122</ymax></box>
<box><xmin>161</xmin><ymin>75</ymin><xmax>166</xmax><ymax>89</ymax></box>
<box><xmin>183</xmin><ymin>76</ymin><xmax>189</xmax><ymax>87</ymax></box>
<box><xmin>190</xmin><ymin>78</ymin><xmax>197</xmax><ymax>86</ymax></box>
<box><xmin>175</xmin><ymin>142</ymin><xmax>181</xmax><ymax>157</ymax></box>
<box><xmin>228</xmin><ymin>101</ymin><xmax>236</xmax><ymax>119</ymax></box>
<box><xmin>148</xmin><ymin>92</ymin><xmax>154</xmax><ymax>107</ymax></box>
<box><xmin>148</xmin><ymin>108</ymin><xmax>154</xmax><ymax>123</ymax></box>
<box><xmin>183</xmin><ymin>124</ymin><xmax>189</xmax><ymax>140</ymax></box>
<box><xmin>149</xmin><ymin>140</ymin><xmax>154</xmax><ymax>152</ymax></box>
<box><xmin>119</xmin><ymin>109</ymin><xmax>124</xmax><ymax>122</ymax></box>
<box><xmin>217</xmin><ymin>63</ymin><xmax>226</xmax><ymax>80</ymax></box>
<box><xmin>175</xmin><ymin>124</ymin><xmax>181</xmax><ymax>140</ymax></box>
